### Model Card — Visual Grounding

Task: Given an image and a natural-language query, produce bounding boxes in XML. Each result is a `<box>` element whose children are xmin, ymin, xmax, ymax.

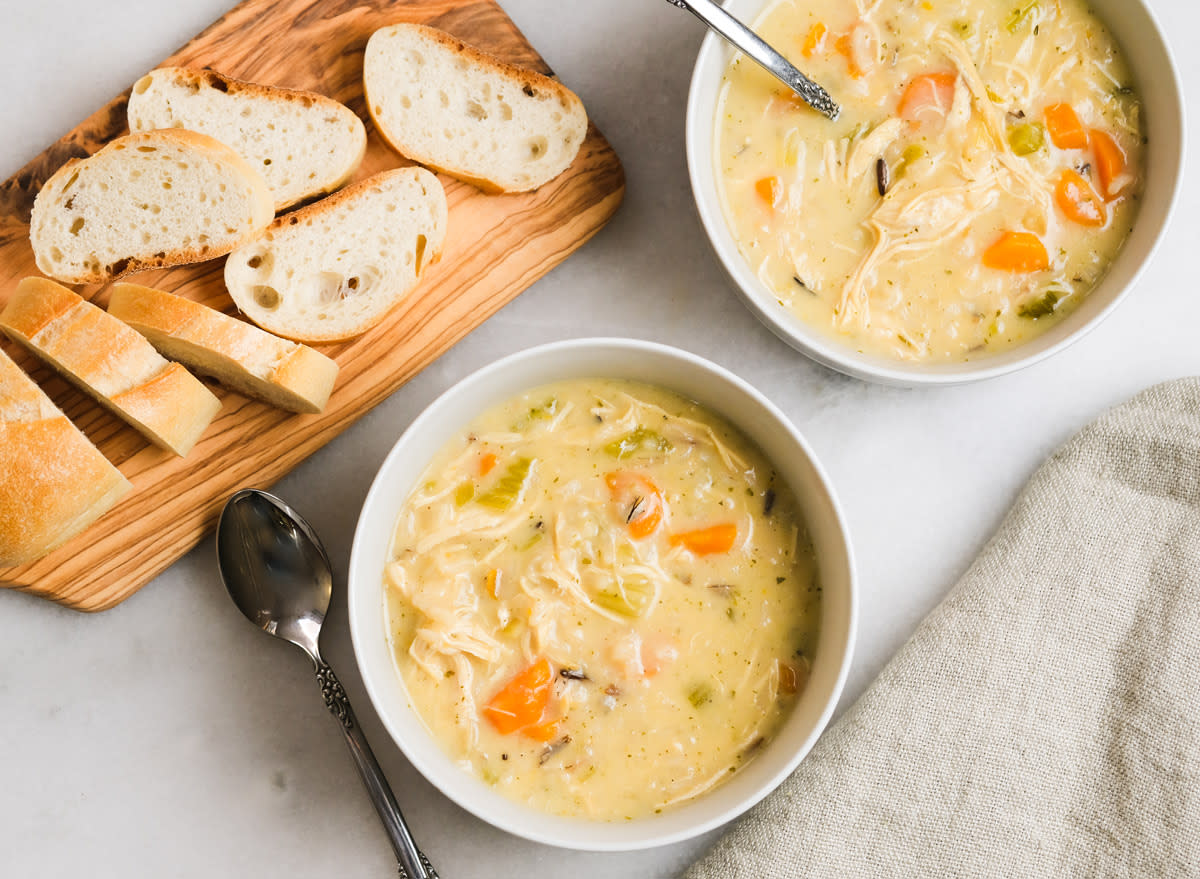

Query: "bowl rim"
<box><xmin>685</xmin><ymin>0</ymin><xmax>1187</xmax><ymax>386</ymax></box>
<box><xmin>347</xmin><ymin>337</ymin><xmax>858</xmax><ymax>850</ymax></box>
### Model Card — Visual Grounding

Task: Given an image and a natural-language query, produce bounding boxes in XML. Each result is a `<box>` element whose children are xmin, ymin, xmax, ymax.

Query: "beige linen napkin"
<box><xmin>686</xmin><ymin>379</ymin><xmax>1200</xmax><ymax>878</ymax></box>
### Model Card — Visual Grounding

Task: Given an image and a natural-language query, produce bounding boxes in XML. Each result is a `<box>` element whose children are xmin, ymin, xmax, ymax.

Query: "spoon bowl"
<box><xmin>216</xmin><ymin>489</ymin><xmax>331</xmax><ymax>662</ymax></box>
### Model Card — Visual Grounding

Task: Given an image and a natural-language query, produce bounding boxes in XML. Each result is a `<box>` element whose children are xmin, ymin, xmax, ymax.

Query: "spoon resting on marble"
<box><xmin>216</xmin><ymin>488</ymin><xmax>438</xmax><ymax>879</ymax></box>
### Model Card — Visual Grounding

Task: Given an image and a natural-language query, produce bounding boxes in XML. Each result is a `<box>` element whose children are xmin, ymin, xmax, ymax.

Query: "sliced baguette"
<box><xmin>224</xmin><ymin>167</ymin><xmax>447</xmax><ymax>342</ymax></box>
<box><xmin>0</xmin><ymin>346</ymin><xmax>131</xmax><ymax>567</ymax></box>
<box><xmin>363</xmin><ymin>23</ymin><xmax>588</xmax><ymax>193</ymax></box>
<box><xmin>127</xmin><ymin>67</ymin><xmax>367</xmax><ymax>212</ymax></box>
<box><xmin>30</xmin><ymin>129</ymin><xmax>273</xmax><ymax>284</ymax></box>
<box><xmin>108</xmin><ymin>283</ymin><xmax>338</xmax><ymax>414</ymax></box>
<box><xmin>0</xmin><ymin>277</ymin><xmax>221</xmax><ymax>456</ymax></box>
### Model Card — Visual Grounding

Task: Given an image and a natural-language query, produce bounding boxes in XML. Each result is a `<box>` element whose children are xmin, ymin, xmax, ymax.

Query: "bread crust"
<box><xmin>30</xmin><ymin>129</ymin><xmax>273</xmax><ymax>285</ymax></box>
<box><xmin>108</xmin><ymin>283</ymin><xmax>338</xmax><ymax>414</ymax></box>
<box><xmin>364</xmin><ymin>23</ymin><xmax>587</xmax><ymax>193</ymax></box>
<box><xmin>0</xmin><ymin>349</ymin><xmax>131</xmax><ymax>568</ymax></box>
<box><xmin>1</xmin><ymin>277</ymin><xmax>221</xmax><ymax>456</ymax></box>
<box><xmin>128</xmin><ymin>67</ymin><xmax>367</xmax><ymax>212</ymax></box>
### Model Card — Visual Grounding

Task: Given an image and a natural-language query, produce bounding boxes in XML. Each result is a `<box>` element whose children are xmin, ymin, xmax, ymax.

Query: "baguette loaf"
<box><xmin>0</xmin><ymin>346</ymin><xmax>131</xmax><ymax>568</ymax></box>
<box><xmin>108</xmin><ymin>283</ymin><xmax>338</xmax><ymax>414</ymax></box>
<box><xmin>30</xmin><ymin>129</ymin><xmax>273</xmax><ymax>284</ymax></box>
<box><xmin>0</xmin><ymin>277</ymin><xmax>221</xmax><ymax>456</ymax></box>
<box><xmin>127</xmin><ymin>67</ymin><xmax>367</xmax><ymax>212</ymax></box>
<box><xmin>224</xmin><ymin>167</ymin><xmax>447</xmax><ymax>342</ymax></box>
<box><xmin>363</xmin><ymin>23</ymin><xmax>588</xmax><ymax>193</ymax></box>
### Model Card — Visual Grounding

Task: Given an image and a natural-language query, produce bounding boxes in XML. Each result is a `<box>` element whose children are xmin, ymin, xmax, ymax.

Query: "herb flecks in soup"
<box><xmin>717</xmin><ymin>0</ymin><xmax>1143</xmax><ymax>361</ymax></box>
<box><xmin>384</xmin><ymin>380</ymin><xmax>819</xmax><ymax>820</ymax></box>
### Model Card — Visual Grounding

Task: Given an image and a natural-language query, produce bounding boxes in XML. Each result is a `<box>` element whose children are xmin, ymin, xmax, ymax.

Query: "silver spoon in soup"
<box><xmin>664</xmin><ymin>0</ymin><xmax>840</xmax><ymax>119</ymax></box>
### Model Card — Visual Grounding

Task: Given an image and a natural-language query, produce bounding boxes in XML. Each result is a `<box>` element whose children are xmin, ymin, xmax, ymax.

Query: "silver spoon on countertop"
<box><xmin>216</xmin><ymin>488</ymin><xmax>438</xmax><ymax>879</ymax></box>
<box><xmin>664</xmin><ymin>0</ymin><xmax>840</xmax><ymax>120</ymax></box>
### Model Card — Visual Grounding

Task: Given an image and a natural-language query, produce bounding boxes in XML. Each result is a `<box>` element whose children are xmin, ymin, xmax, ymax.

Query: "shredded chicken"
<box><xmin>845</xmin><ymin>118</ymin><xmax>903</xmax><ymax>184</ymax></box>
<box><xmin>835</xmin><ymin>30</ymin><xmax>1059</xmax><ymax>325</ymax></box>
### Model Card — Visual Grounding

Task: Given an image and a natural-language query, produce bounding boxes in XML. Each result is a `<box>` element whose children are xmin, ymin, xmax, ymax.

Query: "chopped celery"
<box><xmin>895</xmin><ymin>144</ymin><xmax>926</xmax><ymax>178</ymax></box>
<box><xmin>454</xmin><ymin>481</ymin><xmax>475</xmax><ymax>507</ymax></box>
<box><xmin>1008</xmin><ymin>122</ymin><xmax>1046</xmax><ymax>156</ymax></box>
<box><xmin>529</xmin><ymin>397</ymin><xmax>558</xmax><ymax>420</ymax></box>
<box><xmin>512</xmin><ymin>397</ymin><xmax>559</xmax><ymax>430</ymax></box>
<box><xmin>1006</xmin><ymin>1</ymin><xmax>1039</xmax><ymax>33</ymax></box>
<box><xmin>594</xmin><ymin>575</ymin><xmax>653</xmax><ymax>618</ymax></box>
<box><xmin>603</xmin><ymin>427</ymin><xmax>673</xmax><ymax>460</ymax></box>
<box><xmin>513</xmin><ymin>530</ymin><xmax>544</xmax><ymax>552</ymax></box>
<box><xmin>476</xmin><ymin>457</ymin><xmax>533</xmax><ymax>510</ymax></box>
<box><xmin>1018</xmin><ymin>289</ymin><xmax>1064</xmax><ymax>319</ymax></box>
<box><xmin>687</xmin><ymin>683</ymin><xmax>714</xmax><ymax>708</ymax></box>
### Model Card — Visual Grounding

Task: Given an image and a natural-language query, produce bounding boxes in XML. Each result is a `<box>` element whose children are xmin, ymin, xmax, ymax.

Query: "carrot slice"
<box><xmin>755</xmin><ymin>176</ymin><xmax>783</xmax><ymax>209</ymax></box>
<box><xmin>1044</xmin><ymin>103</ymin><xmax>1087</xmax><ymax>150</ymax></box>
<box><xmin>523</xmin><ymin>716</ymin><xmax>563</xmax><ymax>742</ymax></box>
<box><xmin>801</xmin><ymin>22</ymin><xmax>826</xmax><ymax>57</ymax></box>
<box><xmin>898</xmin><ymin>72</ymin><xmax>957</xmax><ymax>122</ymax></box>
<box><xmin>484</xmin><ymin>568</ymin><xmax>501</xmax><ymax>599</ymax></box>
<box><xmin>482</xmin><ymin>658</ymin><xmax>555</xmax><ymax>736</ymax></box>
<box><xmin>479</xmin><ymin>452</ymin><xmax>497</xmax><ymax>477</ymax></box>
<box><xmin>1090</xmin><ymin>129</ymin><xmax>1130</xmax><ymax>200</ymax></box>
<box><xmin>670</xmin><ymin>523</ymin><xmax>738</xmax><ymax>555</ymax></box>
<box><xmin>641</xmin><ymin>639</ymin><xmax>679</xmax><ymax>678</ymax></box>
<box><xmin>833</xmin><ymin>34</ymin><xmax>863</xmax><ymax>79</ymax></box>
<box><xmin>835</xmin><ymin>22</ymin><xmax>875</xmax><ymax>79</ymax></box>
<box><xmin>1054</xmin><ymin>169</ymin><xmax>1107</xmax><ymax>227</ymax></box>
<box><xmin>605</xmin><ymin>471</ymin><xmax>665</xmax><ymax>539</ymax></box>
<box><xmin>982</xmin><ymin>231</ymin><xmax>1050</xmax><ymax>273</ymax></box>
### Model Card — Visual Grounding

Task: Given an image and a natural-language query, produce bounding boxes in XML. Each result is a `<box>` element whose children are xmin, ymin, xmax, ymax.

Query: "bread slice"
<box><xmin>127</xmin><ymin>67</ymin><xmax>367</xmax><ymax>212</ymax></box>
<box><xmin>0</xmin><ymin>346</ymin><xmax>131</xmax><ymax>567</ymax></box>
<box><xmin>108</xmin><ymin>283</ymin><xmax>339</xmax><ymax>414</ymax></box>
<box><xmin>29</xmin><ymin>129</ymin><xmax>273</xmax><ymax>284</ymax></box>
<box><xmin>224</xmin><ymin>167</ymin><xmax>447</xmax><ymax>342</ymax></box>
<box><xmin>363</xmin><ymin>23</ymin><xmax>588</xmax><ymax>193</ymax></box>
<box><xmin>0</xmin><ymin>277</ymin><xmax>221</xmax><ymax>456</ymax></box>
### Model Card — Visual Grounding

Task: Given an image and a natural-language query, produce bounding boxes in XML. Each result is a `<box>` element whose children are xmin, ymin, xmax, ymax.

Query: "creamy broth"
<box><xmin>717</xmin><ymin>0</ymin><xmax>1143</xmax><ymax>361</ymax></box>
<box><xmin>383</xmin><ymin>380</ymin><xmax>819</xmax><ymax>820</ymax></box>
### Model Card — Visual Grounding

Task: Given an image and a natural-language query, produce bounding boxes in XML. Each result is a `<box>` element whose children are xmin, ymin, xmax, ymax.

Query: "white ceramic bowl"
<box><xmin>348</xmin><ymin>338</ymin><xmax>856</xmax><ymax>850</ymax></box>
<box><xmin>686</xmin><ymin>0</ymin><xmax>1185</xmax><ymax>386</ymax></box>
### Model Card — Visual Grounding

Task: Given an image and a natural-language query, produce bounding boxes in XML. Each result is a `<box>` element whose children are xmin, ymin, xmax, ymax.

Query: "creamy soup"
<box><xmin>383</xmin><ymin>379</ymin><xmax>819</xmax><ymax>820</ymax></box>
<box><xmin>717</xmin><ymin>0</ymin><xmax>1143</xmax><ymax>361</ymax></box>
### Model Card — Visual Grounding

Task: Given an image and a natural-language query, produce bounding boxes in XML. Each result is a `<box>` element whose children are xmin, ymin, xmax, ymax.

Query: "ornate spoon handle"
<box><xmin>399</xmin><ymin>852</ymin><xmax>440</xmax><ymax>879</ymax></box>
<box><xmin>317</xmin><ymin>662</ymin><xmax>439</xmax><ymax>879</ymax></box>
<box><xmin>664</xmin><ymin>0</ymin><xmax>839</xmax><ymax>119</ymax></box>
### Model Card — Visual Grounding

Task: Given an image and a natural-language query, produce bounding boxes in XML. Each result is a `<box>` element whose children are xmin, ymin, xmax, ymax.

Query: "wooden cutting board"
<box><xmin>0</xmin><ymin>0</ymin><xmax>624</xmax><ymax>612</ymax></box>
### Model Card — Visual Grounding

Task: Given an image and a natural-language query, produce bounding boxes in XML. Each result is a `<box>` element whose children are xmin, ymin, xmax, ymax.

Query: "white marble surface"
<box><xmin>1</xmin><ymin>1</ymin><xmax>1196</xmax><ymax>875</ymax></box>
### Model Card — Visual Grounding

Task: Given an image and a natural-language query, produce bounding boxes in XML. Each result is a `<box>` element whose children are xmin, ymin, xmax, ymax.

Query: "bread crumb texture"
<box><xmin>29</xmin><ymin>129</ymin><xmax>272</xmax><ymax>284</ymax></box>
<box><xmin>225</xmin><ymin>167</ymin><xmax>447</xmax><ymax>343</ymax></box>
<box><xmin>364</xmin><ymin>24</ymin><xmax>587</xmax><ymax>192</ymax></box>
<box><xmin>128</xmin><ymin>67</ymin><xmax>366</xmax><ymax>211</ymax></box>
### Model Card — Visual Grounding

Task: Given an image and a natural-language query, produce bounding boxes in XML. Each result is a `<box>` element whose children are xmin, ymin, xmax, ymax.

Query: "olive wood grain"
<box><xmin>0</xmin><ymin>0</ymin><xmax>624</xmax><ymax>611</ymax></box>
